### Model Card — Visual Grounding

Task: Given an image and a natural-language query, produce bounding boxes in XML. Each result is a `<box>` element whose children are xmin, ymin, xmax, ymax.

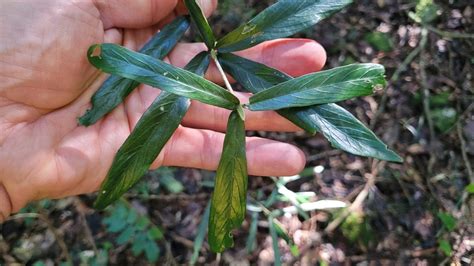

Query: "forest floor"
<box><xmin>1</xmin><ymin>0</ymin><xmax>473</xmax><ymax>265</ymax></box>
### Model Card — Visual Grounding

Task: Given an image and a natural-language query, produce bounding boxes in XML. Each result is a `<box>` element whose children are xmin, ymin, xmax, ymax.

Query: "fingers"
<box><xmin>153</xmin><ymin>126</ymin><xmax>306</xmax><ymax>176</ymax></box>
<box><xmin>94</xmin><ymin>0</ymin><xmax>177</xmax><ymax>29</ymax></box>
<box><xmin>235</xmin><ymin>38</ymin><xmax>327</xmax><ymax>77</ymax></box>
<box><xmin>182</xmin><ymin>92</ymin><xmax>301</xmax><ymax>132</ymax></box>
<box><xmin>168</xmin><ymin>38</ymin><xmax>327</xmax><ymax>84</ymax></box>
<box><xmin>175</xmin><ymin>0</ymin><xmax>218</xmax><ymax>17</ymax></box>
<box><xmin>95</xmin><ymin>0</ymin><xmax>218</xmax><ymax>29</ymax></box>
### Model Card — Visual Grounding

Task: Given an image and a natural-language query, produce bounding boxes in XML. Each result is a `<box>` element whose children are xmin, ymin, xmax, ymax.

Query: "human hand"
<box><xmin>0</xmin><ymin>0</ymin><xmax>326</xmax><ymax>221</ymax></box>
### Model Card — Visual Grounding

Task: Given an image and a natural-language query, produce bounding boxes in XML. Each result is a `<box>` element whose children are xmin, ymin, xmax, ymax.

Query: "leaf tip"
<box><xmin>379</xmin><ymin>149</ymin><xmax>403</xmax><ymax>163</ymax></box>
<box><xmin>93</xmin><ymin>193</ymin><xmax>112</xmax><ymax>210</ymax></box>
<box><xmin>77</xmin><ymin>111</ymin><xmax>93</xmax><ymax>127</ymax></box>
<box><xmin>88</xmin><ymin>44</ymin><xmax>102</xmax><ymax>58</ymax></box>
<box><xmin>389</xmin><ymin>153</ymin><xmax>404</xmax><ymax>163</ymax></box>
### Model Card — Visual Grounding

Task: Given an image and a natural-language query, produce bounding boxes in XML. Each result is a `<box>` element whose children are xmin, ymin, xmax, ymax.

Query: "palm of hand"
<box><xmin>0</xmin><ymin>0</ymin><xmax>326</xmax><ymax>219</ymax></box>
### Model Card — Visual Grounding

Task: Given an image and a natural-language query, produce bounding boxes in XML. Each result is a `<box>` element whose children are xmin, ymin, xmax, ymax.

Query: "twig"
<box><xmin>74</xmin><ymin>197</ymin><xmax>98</xmax><ymax>253</ymax></box>
<box><xmin>324</xmin><ymin>172</ymin><xmax>376</xmax><ymax>233</ymax></box>
<box><xmin>418</xmin><ymin>27</ymin><xmax>438</xmax><ymax>176</ymax></box>
<box><xmin>169</xmin><ymin>232</ymin><xmax>196</xmax><ymax>249</ymax></box>
<box><xmin>371</xmin><ymin>40</ymin><xmax>424</xmax><ymax>128</ymax></box>
<box><xmin>426</xmin><ymin>25</ymin><xmax>474</xmax><ymax>39</ymax></box>
<box><xmin>306</xmin><ymin>150</ymin><xmax>342</xmax><ymax>162</ymax></box>
<box><xmin>457</xmin><ymin>117</ymin><xmax>473</xmax><ymax>182</ymax></box>
<box><xmin>211</xmin><ymin>50</ymin><xmax>234</xmax><ymax>93</ymax></box>
<box><xmin>457</xmin><ymin>101</ymin><xmax>474</xmax><ymax>219</ymax></box>
<box><xmin>346</xmin><ymin>248</ymin><xmax>438</xmax><ymax>262</ymax></box>
<box><xmin>7</xmin><ymin>212</ymin><xmax>72</xmax><ymax>264</ymax></box>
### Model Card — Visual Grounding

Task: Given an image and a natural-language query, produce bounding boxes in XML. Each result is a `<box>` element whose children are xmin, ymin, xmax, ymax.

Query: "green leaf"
<box><xmin>219</xmin><ymin>54</ymin><xmax>401</xmax><ymax>162</ymax></box>
<box><xmin>245</xmin><ymin>211</ymin><xmax>259</xmax><ymax>254</ymax></box>
<box><xmin>432</xmin><ymin>107</ymin><xmax>458</xmax><ymax>133</ymax></box>
<box><xmin>415</xmin><ymin>0</ymin><xmax>441</xmax><ymax>24</ymax></box>
<box><xmin>466</xmin><ymin>183</ymin><xmax>474</xmax><ymax>194</ymax></box>
<box><xmin>191</xmin><ymin>201</ymin><xmax>211</xmax><ymax>265</ymax></box>
<box><xmin>117</xmin><ymin>227</ymin><xmax>135</xmax><ymax>245</ymax></box>
<box><xmin>437</xmin><ymin>212</ymin><xmax>456</xmax><ymax>232</ymax></box>
<box><xmin>216</xmin><ymin>0</ymin><xmax>352</xmax><ymax>53</ymax></box>
<box><xmin>94</xmin><ymin>92</ymin><xmax>189</xmax><ymax>209</ymax></box>
<box><xmin>268</xmin><ymin>217</ymin><xmax>282</xmax><ymax>266</ymax></box>
<box><xmin>148</xmin><ymin>226</ymin><xmax>164</xmax><ymax>240</ymax></box>
<box><xmin>132</xmin><ymin>232</ymin><xmax>148</xmax><ymax>256</ymax></box>
<box><xmin>208</xmin><ymin>109</ymin><xmax>248</xmax><ymax>253</ymax></box>
<box><xmin>365</xmin><ymin>32</ymin><xmax>393</xmax><ymax>52</ymax></box>
<box><xmin>184</xmin><ymin>51</ymin><xmax>211</xmax><ymax>77</ymax></box>
<box><xmin>159</xmin><ymin>174</ymin><xmax>184</xmax><ymax>194</ymax></box>
<box><xmin>79</xmin><ymin>16</ymin><xmax>190</xmax><ymax>126</ymax></box>
<box><xmin>94</xmin><ymin>54</ymin><xmax>211</xmax><ymax>209</ymax></box>
<box><xmin>249</xmin><ymin>63</ymin><xmax>386</xmax><ymax>111</ymax></box>
<box><xmin>184</xmin><ymin>0</ymin><xmax>216</xmax><ymax>49</ymax></box>
<box><xmin>144</xmin><ymin>241</ymin><xmax>160</xmax><ymax>263</ymax></box>
<box><xmin>438</xmin><ymin>239</ymin><xmax>452</xmax><ymax>257</ymax></box>
<box><xmin>218</xmin><ymin>53</ymin><xmax>290</xmax><ymax>92</ymax></box>
<box><xmin>87</xmin><ymin>44</ymin><xmax>239</xmax><ymax>110</ymax></box>
<box><xmin>291</xmin><ymin>104</ymin><xmax>402</xmax><ymax>162</ymax></box>
<box><xmin>218</xmin><ymin>53</ymin><xmax>315</xmax><ymax>133</ymax></box>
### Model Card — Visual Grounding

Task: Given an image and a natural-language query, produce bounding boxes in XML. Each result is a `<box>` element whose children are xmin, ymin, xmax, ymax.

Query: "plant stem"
<box><xmin>211</xmin><ymin>50</ymin><xmax>234</xmax><ymax>93</ymax></box>
<box><xmin>426</xmin><ymin>25</ymin><xmax>474</xmax><ymax>39</ymax></box>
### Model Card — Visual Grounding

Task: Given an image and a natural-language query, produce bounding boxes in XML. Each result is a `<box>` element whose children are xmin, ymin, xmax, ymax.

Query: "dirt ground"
<box><xmin>1</xmin><ymin>0</ymin><xmax>473</xmax><ymax>265</ymax></box>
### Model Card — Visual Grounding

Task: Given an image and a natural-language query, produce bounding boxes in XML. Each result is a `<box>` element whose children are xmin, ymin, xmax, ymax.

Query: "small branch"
<box><xmin>457</xmin><ymin>113</ymin><xmax>473</xmax><ymax>182</ymax></box>
<box><xmin>418</xmin><ymin>27</ymin><xmax>438</xmax><ymax>176</ymax></box>
<box><xmin>456</xmin><ymin>102</ymin><xmax>474</xmax><ymax>183</ymax></box>
<box><xmin>426</xmin><ymin>25</ymin><xmax>474</xmax><ymax>39</ymax></box>
<box><xmin>211</xmin><ymin>50</ymin><xmax>234</xmax><ymax>93</ymax></box>
<box><xmin>370</xmin><ymin>39</ymin><xmax>424</xmax><ymax>128</ymax></box>
<box><xmin>74</xmin><ymin>197</ymin><xmax>98</xmax><ymax>254</ymax></box>
<box><xmin>324</xmin><ymin>172</ymin><xmax>376</xmax><ymax>233</ymax></box>
<box><xmin>7</xmin><ymin>212</ymin><xmax>72</xmax><ymax>264</ymax></box>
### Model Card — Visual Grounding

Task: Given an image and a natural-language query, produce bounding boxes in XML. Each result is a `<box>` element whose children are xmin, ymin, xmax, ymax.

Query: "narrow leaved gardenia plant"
<box><xmin>80</xmin><ymin>0</ymin><xmax>402</xmax><ymax>253</ymax></box>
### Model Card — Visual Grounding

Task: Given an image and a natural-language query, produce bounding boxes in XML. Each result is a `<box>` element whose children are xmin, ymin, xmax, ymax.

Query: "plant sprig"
<box><xmin>80</xmin><ymin>0</ymin><xmax>402</xmax><ymax>253</ymax></box>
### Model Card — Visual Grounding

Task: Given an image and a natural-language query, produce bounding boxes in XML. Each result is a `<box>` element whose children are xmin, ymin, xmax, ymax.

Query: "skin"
<box><xmin>0</xmin><ymin>0</ymin><xmax>327</xmax><ymax>221</ymax></box>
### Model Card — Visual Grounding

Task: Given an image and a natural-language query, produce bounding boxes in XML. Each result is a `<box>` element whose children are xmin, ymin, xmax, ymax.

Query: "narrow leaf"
<box><xmin>249</xmin><ymin>63</ymin><xmax>386</xmax><ymax>111</ymax></box>
<box><xmin>268</xmin><ymin>217</ymin><xmax>282</xmax><ymax>266</ymax></box>
<box><xmin>191</xmin><ymin>201</ymin><xmax>211</xmax><ymax>265</ymax></box>
<box><xmin>219</xmin><ymin>53</ymin><xmax>314</xmax><ymax>133</ymax></box>
<box><xmin>216</xmin><ymin>0</ymin><xmax>352</xmax><ymax>52</ymax></box>
<box><xmin>245</xmin><ymin>211</ymin><xmax>259</xmax><ymax>253</ymax></box>
<box><xmin>79</xmin><ymin>16</ymin><xmax>190</xmax><ymax>126</ymax></box>
<box><xmin>289</xmin><ymin>104</ymin><xmax>403</xmax><ymax>162</ymax></box>
<box><xmin>184</xmin><ymin>51</ymin><xmax>211</xmax><ymax>77</ymax></box>
<box><xmin>94</xmin><ymin>54</ymin><xmax>211</xmax><ymax>209</ymax></box>
<box><xmin>219</xmin><ymin>54</ymin><xmax>401</xmax><ymax>162</ymax></box>
<box><xmin>208</xmin><ymin>109</ymin><xmax>248</xmax><ymax>253</ymax></box>
<box><xmin>94</xmin><ymin>92</ymin><xmax>189</xmax><ymax>209</ymax></box>
<box><xmin>87</xmin><ymin>44</ymin><xmax>239</xmax><ymax>110</ymax></box>
<box><xmin>184</xmin><ymin>0</ymin><xmax>216</xmax><ymax>49</ymax></box>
